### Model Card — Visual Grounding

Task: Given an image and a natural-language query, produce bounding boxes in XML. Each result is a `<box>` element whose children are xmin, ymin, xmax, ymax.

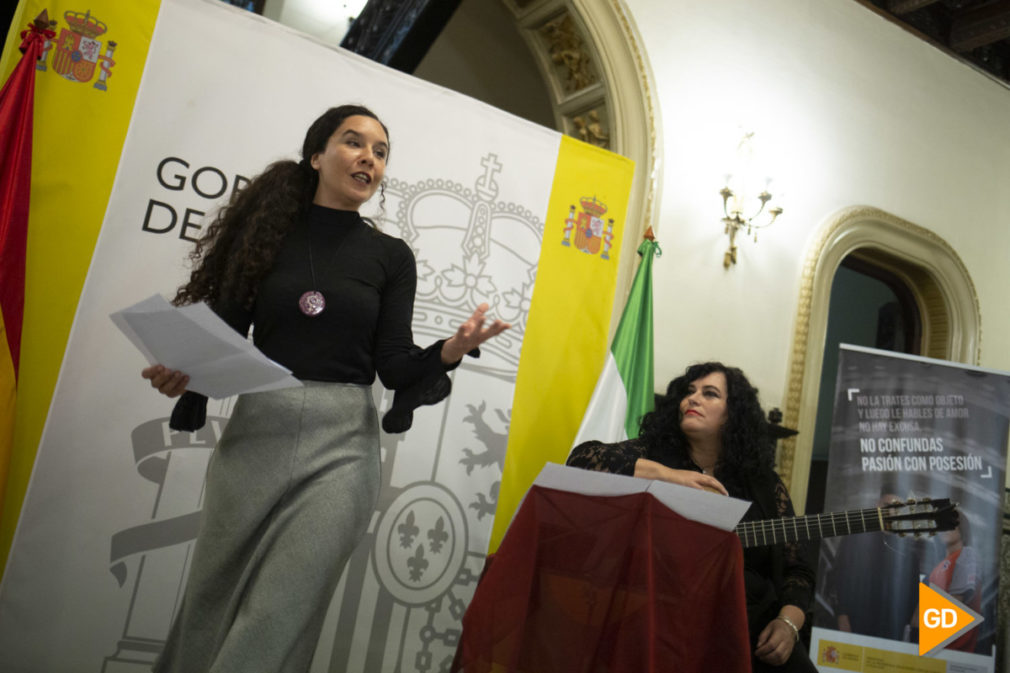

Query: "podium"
<box><xmin>452</xmin><ymin>467</ymin><xmax>752</xmax><ymax>673</ymax></box>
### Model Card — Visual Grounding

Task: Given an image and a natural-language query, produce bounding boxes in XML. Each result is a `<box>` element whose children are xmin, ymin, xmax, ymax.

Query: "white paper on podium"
<box><xmin>532</xmin><ymin>462</ymin><xmax>751</xmax><ymax>532</ymax></box>
<box><xmin>110</xmin><ymin>294</ymin><xmax>302</xmax><ymax>399</ymax></box>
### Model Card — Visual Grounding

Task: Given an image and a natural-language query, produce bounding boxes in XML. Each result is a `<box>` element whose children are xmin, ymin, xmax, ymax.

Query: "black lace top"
<box><xmin>567</xmin><ymin>437</ymin><xmax>815</xmax><ymax>624</ymax></box>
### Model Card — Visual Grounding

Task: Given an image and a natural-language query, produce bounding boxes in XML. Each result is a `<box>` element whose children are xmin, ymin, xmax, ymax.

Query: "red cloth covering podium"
<box><xmin>452</xmin><ymin>481</ymin><xmax>751</xmax><ymax>672</ymax></box>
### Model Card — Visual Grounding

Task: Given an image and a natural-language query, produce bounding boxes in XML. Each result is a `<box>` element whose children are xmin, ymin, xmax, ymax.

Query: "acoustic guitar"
<box><xmin>735</xmin><ymin>498</ymin><xmax>958</xmax><ymax>548</ymax></box>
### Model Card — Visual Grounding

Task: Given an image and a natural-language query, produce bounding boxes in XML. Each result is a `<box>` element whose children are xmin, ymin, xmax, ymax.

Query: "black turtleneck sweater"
<box><xmin>170</xmin><ymin>205</ymin><xmax>452</xmax><ymax>432</ymax></box>
<box><xmin>214</xmin><ymin>205</ymin><xmax>443</xmax><ymax>388</ymax></box>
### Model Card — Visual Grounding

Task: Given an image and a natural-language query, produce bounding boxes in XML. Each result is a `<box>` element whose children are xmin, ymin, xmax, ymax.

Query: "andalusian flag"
<box><xmin>571</xmin><ymin>236</ymin><xmax>659</xmax><ymax>445</ymax></box>
<box><xmin>491</xmin><ymin>136</ymin><xmax>634</xmax><ymax>551</ymax></box>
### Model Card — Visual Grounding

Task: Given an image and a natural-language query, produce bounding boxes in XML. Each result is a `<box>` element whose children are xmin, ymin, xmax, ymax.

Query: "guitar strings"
<box><xmin>733</xmin><ymin>504</ymin><xmax>943</xmax><ymax>548</ymax></box>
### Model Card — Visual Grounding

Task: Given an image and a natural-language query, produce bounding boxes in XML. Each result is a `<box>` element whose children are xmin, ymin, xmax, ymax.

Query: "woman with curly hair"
<box><xmin>567</xmin><ymin>362</ymin><xmax>816</xmax><ymax>672</ymax></box>
<box><xmin>142</xmin><ymin>105</ymin><xmax>507</xmax><ymax>673</ymax></box>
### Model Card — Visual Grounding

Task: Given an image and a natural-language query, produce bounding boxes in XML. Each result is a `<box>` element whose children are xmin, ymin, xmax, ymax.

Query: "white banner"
<box><xmin>0</xmin><ymin>0</ymin><xmax>563</xmax><ymax>670</ymax></box>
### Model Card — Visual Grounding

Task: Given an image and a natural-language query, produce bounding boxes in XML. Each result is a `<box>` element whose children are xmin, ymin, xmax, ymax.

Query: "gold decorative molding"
<box><xmin>538</xmin><ymin>12</ymin><xmax>598</xmax><ymax>93</ymax></box>
<box><xmin>780</xmin><ymin>206</ymin><xmax>981</xmax><ymax>507</ymax></box>
<box><xmin>605</xmin><ymin>0</ymin><xmax>660</xmax><ymax>238</ymax></box>
<box><xmin>570</xmin><ymin>107</ymin><xmax>609</xmax><ymax>148</ymax></box>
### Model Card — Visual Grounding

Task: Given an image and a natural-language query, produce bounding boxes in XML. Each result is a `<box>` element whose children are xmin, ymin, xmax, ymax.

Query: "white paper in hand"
<box><xmin>111</xmin><ymin>294</ymin><xmax>302</xmax><ymax>399</ymax></box>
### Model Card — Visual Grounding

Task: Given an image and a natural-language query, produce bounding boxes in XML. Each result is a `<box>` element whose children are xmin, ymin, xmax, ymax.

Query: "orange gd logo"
<box><xmin>918</xmin><ymin>582</ymin><xmax>982</xmax><ymax>657</ymax></box>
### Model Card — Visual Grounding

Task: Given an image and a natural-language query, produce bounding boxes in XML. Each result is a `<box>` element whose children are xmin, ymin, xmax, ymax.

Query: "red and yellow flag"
<box><xmin>0</xmin><ymin>12</ymin><xmax>52</xmax><ymax>564</ymax></box>
<box><xmin>0</xmin><ymin>0</ymin><xmax>161</xmax><ymax>573</ymax></box>
<box><xmin>491</xmin><ymin>136</ymin><xmax>634</xmax><ymax>551</ymax></box>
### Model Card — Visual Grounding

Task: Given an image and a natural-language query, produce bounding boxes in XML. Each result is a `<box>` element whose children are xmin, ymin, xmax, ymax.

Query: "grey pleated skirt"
<box><xmin>154</xmin><ymin>382</ymin><xmax>380</xmax><ymax>673</ymax></box>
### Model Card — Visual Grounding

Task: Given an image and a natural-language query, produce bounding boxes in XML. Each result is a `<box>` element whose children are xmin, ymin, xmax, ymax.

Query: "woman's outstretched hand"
<box><xmin>142</xmin><ymin>365</ymin><xmax>190</xmax><ymax>398</ymax></box>
<box><xmin>441</xmin><ymin>303</ymin><xmax>510</xmax><ymax>365</ymax></box>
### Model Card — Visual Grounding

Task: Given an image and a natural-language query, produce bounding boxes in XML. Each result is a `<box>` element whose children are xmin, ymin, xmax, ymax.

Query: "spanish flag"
<box><xmin>0</xmin><ymin>11</ymin><xmax>51</xmax><ymax>559</ymax></box>
<box><xmin>0</xmin><ymin>0</ymin><xmax>160</xmax><ymax>572</ymax></box>
<box><xmin>491</xmin><ymin>136</ymin><xmax>634</xmax><ymax>551</ymax></box>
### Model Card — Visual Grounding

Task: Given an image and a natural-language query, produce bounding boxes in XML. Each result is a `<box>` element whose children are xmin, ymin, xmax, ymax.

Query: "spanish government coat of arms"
<box><xmin>561</xmin><ymin>195</ymin><xmax>615</xmax><ymax>260</ymax></box>
<box><xmin>37</xmin><ymin>9</ymin><xmax>117</xmax><ymax>90</ymax></box>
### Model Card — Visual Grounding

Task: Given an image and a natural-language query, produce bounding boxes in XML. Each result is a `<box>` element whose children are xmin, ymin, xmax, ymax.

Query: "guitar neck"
<box><xmin>735</xmin><ymin>508</ymin><xmax>884</xmax><ymax>548</ymax></box>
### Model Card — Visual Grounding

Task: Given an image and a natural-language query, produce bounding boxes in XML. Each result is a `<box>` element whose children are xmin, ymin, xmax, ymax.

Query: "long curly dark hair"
<box><xmin>173</xmin><ymin>104</ymin><xmax>389</xmax><ymax>310</ymax></box>
<box><xmin>639</xmin><ymin>362</ymin><xmax>773</xmax><ymax>493</ymax></box>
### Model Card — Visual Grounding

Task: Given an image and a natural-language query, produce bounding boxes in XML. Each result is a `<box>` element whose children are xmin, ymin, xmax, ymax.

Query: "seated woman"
<box><xmin>567</xmin><ymin>362</ymin><xmax>816</xmax><ymax>672</ymax></box>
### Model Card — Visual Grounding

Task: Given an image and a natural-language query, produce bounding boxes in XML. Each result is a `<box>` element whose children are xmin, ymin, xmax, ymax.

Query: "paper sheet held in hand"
<box><xmin>111</xmin><ymin>294</ymin><xmax>302</xmax><ymax>399</ymax></box>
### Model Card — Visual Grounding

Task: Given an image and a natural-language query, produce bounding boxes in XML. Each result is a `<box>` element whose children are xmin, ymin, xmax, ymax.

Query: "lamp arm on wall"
<box><xmin>719</xmin><ymin>186</ymin><xmax>782</xmax><ymax>268</ymax></box>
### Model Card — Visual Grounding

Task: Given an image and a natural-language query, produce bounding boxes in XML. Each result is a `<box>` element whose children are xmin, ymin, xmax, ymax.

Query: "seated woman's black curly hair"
<box><xmin>639</xmin><ymin>362</ymin><xmax>774</xmax><ymax>493</ymax></box>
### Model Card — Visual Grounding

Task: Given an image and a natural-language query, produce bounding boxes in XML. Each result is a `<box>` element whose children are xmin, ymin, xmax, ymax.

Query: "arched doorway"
<box><xmin>803</xmin><ymin>254</ymin><xmax>923</xmax><ymax>514</ymax></box>
<box><xmin>780</xmin><ymin>206</ymin><xmax>980</xmax><ymax>511</ymax></box>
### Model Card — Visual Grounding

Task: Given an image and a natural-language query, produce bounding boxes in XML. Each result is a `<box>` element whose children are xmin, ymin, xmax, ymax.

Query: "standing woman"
<box><xmin>142</xmin><ymin>105</ymin><xmax>507</xmax><ymax>673</ymax></box>
<box><xmin>567</xmin><ymin>362</ymin><xmax>816</xmax><ymax>673</ymax></box>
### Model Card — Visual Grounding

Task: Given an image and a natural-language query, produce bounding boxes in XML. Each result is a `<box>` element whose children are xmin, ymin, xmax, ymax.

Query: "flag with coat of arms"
<box><xmin>571</xmin><ymin>234</ymin><xmax>660</xmax><ymax>446</ymax></box>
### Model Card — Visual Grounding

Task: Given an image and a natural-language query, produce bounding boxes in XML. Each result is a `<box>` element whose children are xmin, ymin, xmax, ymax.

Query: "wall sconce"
<box><xmin>719</xmin><ymin>132</ymin><xmax>782</xmax><ymax>268</ymax></box>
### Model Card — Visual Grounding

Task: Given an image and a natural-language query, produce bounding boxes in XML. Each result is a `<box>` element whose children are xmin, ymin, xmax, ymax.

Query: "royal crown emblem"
<box><xmin>561</xmin><ymin>195</ymin><xmax>615</xmax><ymax>259</ymax></box>
<box><xmin>387</xmin><ymin>153</ymin><xmax>542</xmax><ymax>377</ymax></box>
<box><xmin>37</xmin><ymin>9</ymin><xmax>117</xmax><ymax>91</ymax></box>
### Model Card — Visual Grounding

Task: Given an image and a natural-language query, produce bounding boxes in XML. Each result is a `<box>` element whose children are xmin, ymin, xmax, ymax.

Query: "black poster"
<box><xmin>811</xmin><ymin>345</ymin><xmax>1008</xmax><ymax>670</ymax></box>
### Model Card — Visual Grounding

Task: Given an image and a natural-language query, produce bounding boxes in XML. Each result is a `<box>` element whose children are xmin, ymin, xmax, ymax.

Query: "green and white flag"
<box><xmin>572</xmin><ymin>238</ymin><xmax>660</xmax><ymax>445</ymax></box>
